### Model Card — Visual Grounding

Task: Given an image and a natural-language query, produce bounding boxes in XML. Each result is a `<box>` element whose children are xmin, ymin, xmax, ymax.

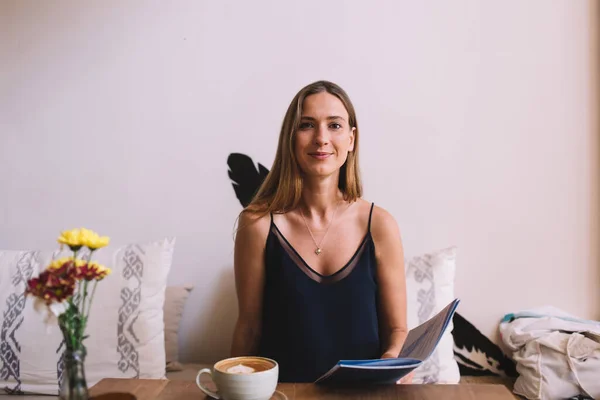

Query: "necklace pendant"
<box><xmin>315</xmin><ymin>248</ymin><xmax>322</xmax><ymax>255</ymax></box>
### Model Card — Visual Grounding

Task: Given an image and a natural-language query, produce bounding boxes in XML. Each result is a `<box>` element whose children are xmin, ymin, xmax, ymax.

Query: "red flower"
<box><xmin>25</xmin><ymin>258</ymin><xmax>111</xmax><ymax>304</ymax></box>
<box><xmin>74</xmin><ymin>261</ymin><xmax>111</xmax><ymax>281</ymax></box>
<box><xmin>26</xmin><ymin>261</ymin><xmax>77</xmax><ymax>304</ymax></box>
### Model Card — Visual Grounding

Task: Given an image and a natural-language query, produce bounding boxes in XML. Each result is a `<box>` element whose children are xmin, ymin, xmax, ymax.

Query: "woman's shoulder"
<box><xmin>236</xmin><ymin>209</ymin><xmax>272</xmax><ymax>243</ymax></box>
<box><xmin>358</xmin><ymin>200</ymin><xmax>401</xmax><ymax>239</ymax></box>
<box><xmin>358</xmin><ymin>201</ymin><xmax>403</xmax><ymax>261</ymax></box>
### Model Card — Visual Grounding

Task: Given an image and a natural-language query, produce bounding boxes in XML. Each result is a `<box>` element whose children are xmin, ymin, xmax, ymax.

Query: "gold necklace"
<box><xmin>300</xmin><ymin>201</ymin><xmax>341</xmax><ymax>256</ymax></box>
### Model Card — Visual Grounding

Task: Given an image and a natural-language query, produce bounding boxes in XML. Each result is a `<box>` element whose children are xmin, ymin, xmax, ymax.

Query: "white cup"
<box><xmin>196</xmin><ymin>356</ymin><xmax>279</xmax><ymax>400</ymax></box>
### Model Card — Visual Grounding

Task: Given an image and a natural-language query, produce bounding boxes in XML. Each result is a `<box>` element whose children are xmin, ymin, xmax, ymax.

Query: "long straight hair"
<box><xmin>245</xmin><ymin>80</ymin><xmax>362</xmax><ymax>217</ymax></box>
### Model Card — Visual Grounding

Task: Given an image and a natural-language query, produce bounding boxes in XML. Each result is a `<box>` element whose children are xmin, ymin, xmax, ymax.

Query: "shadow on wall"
<box><xmin>183</xmin><ymin>267</ymin><xmax>237</xmax><ymax>363</ymax></box>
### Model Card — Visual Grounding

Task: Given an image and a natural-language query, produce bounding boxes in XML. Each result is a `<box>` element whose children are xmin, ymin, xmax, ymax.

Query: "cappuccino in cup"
<box><xmin>216</xmin><ymin>358</ymin><xmax>276</xmax><ymax>375</ymax></box>
<box><xmin>196</xmin><ymin>356</ymin><xmax>278</xmax><ymax>400</ymax></box>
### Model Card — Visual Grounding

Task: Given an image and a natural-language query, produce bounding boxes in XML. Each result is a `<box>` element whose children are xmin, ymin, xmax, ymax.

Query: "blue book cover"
<box><xmin>314</xmin><ymin>298</ymin><xmax>460</xmax><ymax>385</ymax></box>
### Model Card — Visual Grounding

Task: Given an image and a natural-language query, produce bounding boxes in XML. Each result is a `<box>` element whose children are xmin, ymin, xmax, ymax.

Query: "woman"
<box><xmin>231</xmin><ymin>80</ymin><xmax>411</xmax><ymax>383</ymax></box>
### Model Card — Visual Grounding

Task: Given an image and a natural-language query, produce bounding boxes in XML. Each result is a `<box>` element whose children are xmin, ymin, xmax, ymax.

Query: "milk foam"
<box><xmin>226</xmin><ymin>364</ymin><xmax>255</xmax><ymax>374</ymax></box>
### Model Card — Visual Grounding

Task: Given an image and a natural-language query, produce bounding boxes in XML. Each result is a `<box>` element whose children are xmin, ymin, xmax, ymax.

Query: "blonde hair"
<box><xmin>245</xmin><ymin>80</ymin><xmax>362</xmax><ymax>217</ymax></box>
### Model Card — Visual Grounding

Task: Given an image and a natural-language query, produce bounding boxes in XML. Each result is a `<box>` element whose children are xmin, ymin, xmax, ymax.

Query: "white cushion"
<box><xmin>0</xmin><ymin>238</ymin><xmax>175</xmax><ymax>395</ymax></box>
<box><xmin>164</xmin><ymin>285</ymin><xmax>194</xmax><ymax>372</ymax></box>
<box><xmin>405</xmin><ymin>246</ymin><xmax>460</xmax><ymax>384</ymax></box>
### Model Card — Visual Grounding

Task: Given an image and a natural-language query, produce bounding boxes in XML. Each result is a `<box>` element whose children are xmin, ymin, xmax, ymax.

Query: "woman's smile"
<box><xmin>308</xmin><ymin>151</ymin><xmax>334</xmax><ymax>160</ymax></box>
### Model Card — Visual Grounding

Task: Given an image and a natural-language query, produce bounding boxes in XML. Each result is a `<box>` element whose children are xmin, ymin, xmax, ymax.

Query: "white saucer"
<box><xmin>271</xmin><ymin>390</ymin><xmax>288</xmax><ymax>400</ymax></box>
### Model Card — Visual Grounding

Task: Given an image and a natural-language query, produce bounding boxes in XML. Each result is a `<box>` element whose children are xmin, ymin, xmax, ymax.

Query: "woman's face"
<box><xmin>294</xmin><ymin>92</ymin><xmax>355</xmax><ymax>179</ymax></box>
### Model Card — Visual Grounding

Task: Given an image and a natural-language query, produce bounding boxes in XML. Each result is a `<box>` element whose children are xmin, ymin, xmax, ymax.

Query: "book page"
<box><xmin>398</xmin><ymin>298</ymin><xmax>460</xmax><ymax>361</ymax></box>
<box><xmin>339</xmin><ymin>358</ymin><xmax>421</xmax><ymax>368</ymax></box>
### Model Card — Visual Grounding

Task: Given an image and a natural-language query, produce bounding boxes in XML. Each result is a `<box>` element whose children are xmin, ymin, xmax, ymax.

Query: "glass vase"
<box><xmin>59</xmin><ymin>347</ymin><xmax>89</xmax><ymax>400</ymax></box>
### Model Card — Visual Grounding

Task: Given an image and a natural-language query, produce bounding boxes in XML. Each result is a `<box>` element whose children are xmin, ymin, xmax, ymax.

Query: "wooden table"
<box><xmin>90</xmin><ymin>378</ymin><xmax>518</xmax><ymax>400</ymax></box>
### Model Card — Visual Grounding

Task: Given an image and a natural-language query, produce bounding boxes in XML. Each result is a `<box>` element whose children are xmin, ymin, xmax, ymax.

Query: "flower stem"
<box><xmin>79</xmin><ymin>281</ymin><xmax>89</xmax><ymax>338</ymax></box>
<box><xmin>76</xmin><ymin>249</ymin><xmax>93</xmax><ymax>344</ymax></box>
<box><xmin>85</xmin><ymin>281</ymin><xmax>98</xmax><ymax>320</ymax></box>
<box><xmin>72</xmin><ymin>249</ymin><xmax>83</xmax><ymax>307</ymax></box>
<box><xmin>66</xmin><ymin>300</ymin><xmax>78</xmax><ymax>350</ymax></box>
<box><xmin>77</xmin><ymin>282</ymin><xmax>83</xmax><ymax>307</ymax></box>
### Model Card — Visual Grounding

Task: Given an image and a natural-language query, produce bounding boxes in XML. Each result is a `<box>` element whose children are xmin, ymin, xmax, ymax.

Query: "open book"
<box><xmin>314</xmin><ymin>298</ymin><xmax>460</xmax><ymax>385</ymax></box>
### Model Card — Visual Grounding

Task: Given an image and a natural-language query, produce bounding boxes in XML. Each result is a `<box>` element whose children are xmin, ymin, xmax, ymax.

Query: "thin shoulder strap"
<box><xmin>368</xmin><ymin>202</ymin><xmax>375</xmax><ymax>232</ymax></box>
<box><xmin>270</xmin><ymin>212</ymin><xmax>274</xmax><ymax>226</ymax></box>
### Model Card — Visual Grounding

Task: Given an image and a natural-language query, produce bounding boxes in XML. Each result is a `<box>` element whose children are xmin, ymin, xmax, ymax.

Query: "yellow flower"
<box><xmin>81</xmin><ymin>229</ymin><xmax>110</xmax><ymax>250</ymax></box>
<box><xmin>57</xmin><ymin>228</ymin><xmax>110</xmax><ymax>250</ymax></box>
<box><xmin>58</xmin><ymin>228</ymin><xmax>84</xmax><ymax>248</ymax></box>
<box><xmin>48</xmin><ymin>257</ymin><xmax>85</xmax><ymax>270</ymax></box>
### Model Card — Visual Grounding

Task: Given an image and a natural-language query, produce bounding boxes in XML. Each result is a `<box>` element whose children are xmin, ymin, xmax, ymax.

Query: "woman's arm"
<box><xmin>370</xmin><ymin>206</ymin><xmax>409</xmax><ymax>358</ymax></box>
<box><xmin>230</xmin><ymin>211</ymin><xmax>270</xmax><ymax>357</ymax></box>
<box><xmin>371</xmin><ymin>206</ymin><xmax>413</xmax><ymax>383</ymax></box>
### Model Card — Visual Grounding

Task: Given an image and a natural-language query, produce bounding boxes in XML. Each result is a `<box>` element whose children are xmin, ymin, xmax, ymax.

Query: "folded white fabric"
<box><xmin>499</xmin><ymin>307</ymin><xmax>600</xmax><ymax>400</ymax></box>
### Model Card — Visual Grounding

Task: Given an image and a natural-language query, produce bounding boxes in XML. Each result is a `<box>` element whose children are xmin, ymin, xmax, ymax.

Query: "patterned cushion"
<box><xmin>0</xmin><ymin>238</ymin><xmax>175</xmax><ymax>395</ymax></box>
<box><xmin>405</xmin><ymin>246</ymin><xmax>460</xmax><ymax>384</ymax></box>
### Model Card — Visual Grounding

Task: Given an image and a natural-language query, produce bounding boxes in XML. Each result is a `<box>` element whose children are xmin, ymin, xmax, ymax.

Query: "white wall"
<box><xmin>1</xmin><ymin>0</ymin><xmax>598</xmax><ymax>363</ymax></box>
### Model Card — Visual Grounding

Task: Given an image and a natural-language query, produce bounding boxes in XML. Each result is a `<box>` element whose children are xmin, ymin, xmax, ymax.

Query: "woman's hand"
<box><xmin>398</xmin><ymin>371</ymin><xmax>414</xmax><ymax>384</ymax></box>
<box><xmin>380</xmin><ymin>352</ymin><xmax>414</xmax><ymax>384</ymax></box>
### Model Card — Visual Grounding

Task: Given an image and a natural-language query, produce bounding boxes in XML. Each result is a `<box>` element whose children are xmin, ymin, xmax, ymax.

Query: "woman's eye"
<box><xmin>330</xmin><ymin>123</ymin><xmax>342</xmax><ymax>130</ymax></box>
<box><xmin>299</xmin><ymin>122</ymin><xmax>313</xmax><ymax>130</ymax></box>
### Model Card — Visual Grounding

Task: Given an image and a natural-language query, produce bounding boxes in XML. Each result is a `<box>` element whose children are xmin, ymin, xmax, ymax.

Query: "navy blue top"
<box><xmin>258</xmin><ymin>203</ymin><xmax>381</xmax><ymax>382</ymax></box>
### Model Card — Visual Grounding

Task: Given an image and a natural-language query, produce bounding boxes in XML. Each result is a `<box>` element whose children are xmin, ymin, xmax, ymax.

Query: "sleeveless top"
<box><xmin>257</xmin><ymin>203</ymin><xmax>381</xmax><ymax>382</ymax></box>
